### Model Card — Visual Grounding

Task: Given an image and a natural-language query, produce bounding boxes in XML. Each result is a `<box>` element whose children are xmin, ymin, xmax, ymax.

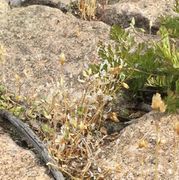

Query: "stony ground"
<box><xmin>0</xmin><ymin>0</ymin><xmax>178</xmax><ymax>179</ymax></box>
<box><xmin>95</xmin><ymin>112</ymin><xmax>179</xmax><ymax>179</ymax></box>
<box><xmin>0</xmin><ymin>118</ymin><xmax>52</xmax><ymax>180</ymax></box>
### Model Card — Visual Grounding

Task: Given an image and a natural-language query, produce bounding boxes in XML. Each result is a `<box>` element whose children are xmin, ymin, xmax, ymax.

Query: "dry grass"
<box><xmin>1</xmin><ymin>60</ymin><xmax>177</xmax><ymax>179</ymax></box>
<box><xmin>0</xmin><ymin>65</ymin><xmax>118</xmax><ymax>178</ymax></box>
<box><xmin>0</xmin><ymin>43</ymin><xmax>122</xmax><ymax>178</ymax></box>
<box><xmin>78</xmin><ymin>0</ymin><xmax>97</xmax><ymax>20</ymax></box>
<box><xmin>77</xmin><ymin>0</ymin><xmax>109</xmax><ymax>20</ymax></box>
<box><xmin>0</xmin><ymin>41</ymin><xmax>178</xmax><ymax>178</ymax></box>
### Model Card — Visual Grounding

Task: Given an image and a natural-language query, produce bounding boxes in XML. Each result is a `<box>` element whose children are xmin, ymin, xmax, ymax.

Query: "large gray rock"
<box><xmin>8</xmin><ymin>0</ymin><xmax>75</xmax><ymax>8</ymax></box>
<box><xmin>97</xmin><ymin>0</ymin><xmax>177</xmax><ymax>32</ymax></box>
<box><xmin>0</xmin><ymin>5</ymin><xmax>110</xmax><ymax>101</ymax></box>
<box><xmin>7</xmin><ymin>0</ymin><xmax>25</xmax><ymax>7</ymax></box>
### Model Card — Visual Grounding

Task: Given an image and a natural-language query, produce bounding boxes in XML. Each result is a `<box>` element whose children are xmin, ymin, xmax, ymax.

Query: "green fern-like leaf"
<box><xmin>90</xmin><ymin>15</ymin><xmax>179</xmax><ymax>112</ymax></box>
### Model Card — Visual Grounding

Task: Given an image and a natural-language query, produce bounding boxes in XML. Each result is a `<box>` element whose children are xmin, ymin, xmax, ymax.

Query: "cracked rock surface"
<box><xmin>0</xmin><ymin>0</ymin><xmax>178</xmax><ymax>179</ymax></box>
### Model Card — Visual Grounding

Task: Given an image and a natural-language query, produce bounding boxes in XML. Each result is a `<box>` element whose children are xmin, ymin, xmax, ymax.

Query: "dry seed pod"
<box><xmin>59</xmin><ymin>52</ymin><xmax>66</xmax><ymax>65</ymax></box>
<box><xmin>107</xmin><ymin>112</ymin><xmax>119</xmax><ymax>122</ymax></box>
<box><xmin>138</xmin><ymin>139</ymin><xmax>148</xmax><ymax>148</ymax></box>
<box><xmin>100</xmin><ymin>126</ymin><xmax>107</xmax><ymax>135</ymax></box>
<box><xmin>151</xmin><ymin>93</ymin><xmax>167</xmax><ymax>112</ymax></box>
<box><xmin>122</xmin><ymin>82</ymin><xmax>129</xmax><ymax>89</ymax></box>
<box><xmin>174</xmin><ymin>121</ymin><xmax>179</xmax><ymax>135</ymax></box>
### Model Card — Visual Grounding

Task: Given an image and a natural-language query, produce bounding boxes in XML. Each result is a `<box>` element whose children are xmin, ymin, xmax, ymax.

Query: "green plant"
<box><xmin>160</xmin><ymin>16</ymin><xmax>179</xmax><ymax>38</ymax></box>
<box><xmin>174</xmin><ymin>0</ymin><xmax>179</xmax><ymax>13</ymax></box>
<box><xmin>90</xmin><ymin>18</ymin><xmax>179</xmax><ymax>112</ymax></box>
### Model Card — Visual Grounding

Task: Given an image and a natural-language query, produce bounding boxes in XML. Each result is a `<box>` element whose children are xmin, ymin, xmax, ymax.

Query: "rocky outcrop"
<box><xmin>96</xmin><ymin>112</ymin><xmax>179</xmax><ymax>179</ymax></box>
<box><xmin>0</xmin><ymin>0</ymin><xmax>178</xmax><ymax>179</ymax></box>
<box><xmin>0</xmin><ymin>3</ymin><xmax>110</xmax><ymax>101</ymax></box>
<box><xmin>1</xmin><ymin>0</ymin><xmax>176</xmax><ymax>102</ymax></box>
<box><xmin>0</xmin><ymin>120</ymin><xmax>52</xmax><ymax>180</ymax></box>
<box><xmin>7</xmin><ymin>0</ymin><xmax>68</xmax><ymax>7</ymax></box>
<box><xmin>97</xmin><ymin>0</ymin><xmax>177</xmax><ymax>33</ymax></box>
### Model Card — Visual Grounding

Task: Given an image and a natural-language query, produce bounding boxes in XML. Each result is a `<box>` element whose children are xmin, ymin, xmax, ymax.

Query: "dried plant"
<box><xmin>151</xmin><ymin>93</ymin><xmax>167</xmax><ymax>112</ymax></box>
<box><xmin>78</xmin><ymin>0</ymin><xmax>97</xmax><ymax>20</ymax></box>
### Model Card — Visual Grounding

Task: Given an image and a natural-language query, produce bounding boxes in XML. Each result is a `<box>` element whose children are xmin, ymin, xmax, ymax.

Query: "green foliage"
<box><xmin>41</xmin><ymin>123</ymin><xmax>54</xmax><ymax>135</ymax></box>
<box><xmin>174</xmin><ymin>0</ymin><xmax>179</xmax><ymax>13</ymax></box>
<box><xmin>90</xmin><ymin>17</ymin><xmax>179</xmax><ymax>112</ymax></box>
<box><xmin>165</xmin><ymin>91</ymin><xmax>179</xmax><ymax>112</ymax></box>
<box><xmin>160</xmin><ymin>16</ymin><xmax>179</xmax><ymax>38</ymax></box>
<box><xmin>0</xmin><ymin>84</ymin><xmax>25</xmax><ymax>117</ymax></box>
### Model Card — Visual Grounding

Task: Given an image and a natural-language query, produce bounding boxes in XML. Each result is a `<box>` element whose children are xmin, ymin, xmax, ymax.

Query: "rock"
<box><xmin>0</xmin><ymin>0</ymin><xmax>10</xmax><ymax>14</ymax></box>
<box><xmin>7</xmin><ymin>0</ymin><xmax>25</xmax><ymax>7</ymax></box>
<box><xmin>8</xmin><ymin>0</ymin><xmax>71</xmax><ymax>13</ymax></box>
<box><xmin>0</xmin><ymin>121</ymin><xmax>52</xmax><ymax>180</ymax></box>
<box><xmin>0</xmin><ymin>5</ymin><xmax>110</xmax><ymax>102</ymax></box>
<box><xmin>9</xmin><ymin>0</ymin><xmax>75</xmax><ymax>8</ymax></box>
<box><xmin>96</xmin><ymin>112</ymin><xmax>179</xmax><ymax>179</ymax></box>
<box><xmin>97</xmin><ymin>0</ymin><xmax>177</xmax><ymax>33</ymax></box>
